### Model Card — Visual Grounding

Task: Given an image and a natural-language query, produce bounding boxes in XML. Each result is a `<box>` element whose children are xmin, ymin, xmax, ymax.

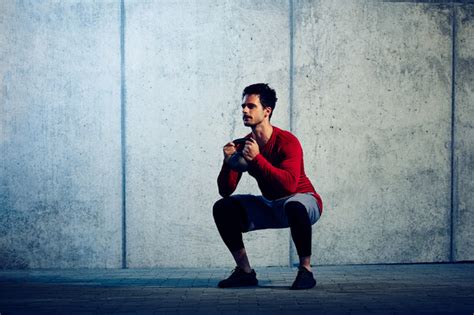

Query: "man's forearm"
<box><xmin>217</xmin><ymin>163</ymin><xmax>241</xmax><ymax>197</ymax></box>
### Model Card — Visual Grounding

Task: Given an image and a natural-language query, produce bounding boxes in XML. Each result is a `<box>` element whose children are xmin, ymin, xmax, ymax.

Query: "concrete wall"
<box><xmin>124</xmin><ymin>0</ymin><xmax>291</xmax><ymax>268</ymax></box>
<box><xmin>0</xmin><ymin>1</ymin><xmax>122</xmax><ymax>268</ymax></box>
<box><xmin>454</xmin><ymin>5</ymin><xmax>474</xmax><ymax>261</ymax></box>
<box><xmin>0</xmin><ymin>0</ymin><xmax>472</xmax><ymax>269</ymax></box>
<box><xmin>294</xmin><ymin>1</ymin><xmax>453</xmax><ymax>265</ymax></box>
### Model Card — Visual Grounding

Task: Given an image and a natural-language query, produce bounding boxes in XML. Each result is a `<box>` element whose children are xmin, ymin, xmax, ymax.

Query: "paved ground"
<box><xmin>0</xmin><ymin>263</ymin><xmax>473</xmax><ymax>314</ymax></box>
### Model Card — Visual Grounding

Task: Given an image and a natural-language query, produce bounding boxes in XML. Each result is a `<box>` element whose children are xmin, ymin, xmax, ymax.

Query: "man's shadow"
<box><xmin>2</xmin><ymin>275</ymin><xmax>293</xmax><ymax>289</ymax></box>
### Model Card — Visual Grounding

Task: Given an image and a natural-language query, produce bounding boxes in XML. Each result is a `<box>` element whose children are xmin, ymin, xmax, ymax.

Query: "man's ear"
<box><xmin>264</xmin><ymin>106</ymin><xmax>272</xmax><ymax>118</ymax></box>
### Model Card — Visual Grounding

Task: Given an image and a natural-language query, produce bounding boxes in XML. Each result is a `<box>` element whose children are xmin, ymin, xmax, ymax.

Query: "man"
<box><xmin>213</xmin><ymin>83</ymin><xmax>323</xmax><ymax>290</ymax></box>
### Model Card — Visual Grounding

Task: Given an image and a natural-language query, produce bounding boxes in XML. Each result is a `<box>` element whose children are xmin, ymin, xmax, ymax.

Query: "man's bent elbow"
<box><xmin>218</xmin><ymin>187</ymin><xmax>233</xmax><ymax>198</ymax></box>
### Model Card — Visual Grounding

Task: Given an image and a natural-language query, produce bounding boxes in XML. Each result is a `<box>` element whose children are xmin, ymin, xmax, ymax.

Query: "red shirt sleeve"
<box><xmin>247</xmin><ymin>139</ymin><xmax>302</xmax><ymax>196</ymax></box>
<box><xmin>217</xmin><ymin>161</ymin><xmax>243</xmax><ymax>197</ymax></box>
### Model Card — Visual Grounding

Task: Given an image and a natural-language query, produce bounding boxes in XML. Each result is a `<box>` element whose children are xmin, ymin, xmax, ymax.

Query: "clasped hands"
<box><xmin>223</xmin><ymin>138</ymin><xmax>260</xmax><ymax>163</ymax></box>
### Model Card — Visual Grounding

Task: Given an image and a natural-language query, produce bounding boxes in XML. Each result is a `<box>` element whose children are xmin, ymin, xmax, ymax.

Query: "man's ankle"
<box><xmin>231</xmin><ymin>248</ymin><xmax>253</xmax><ymax>274</ymax></box>
<box><xmin>239</xmin><ymin>266</ymin><xmax>253</xmax><ymax>274</ymax></box>
<box><xmin>299</xmin><ymin>255</ymin><xmax>312</xmax><ymax>272</ymax></box>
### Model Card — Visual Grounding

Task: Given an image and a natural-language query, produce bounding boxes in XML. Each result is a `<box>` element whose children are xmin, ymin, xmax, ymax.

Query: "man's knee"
<box><xmin>213</xmin><ymin>197</ymin><xmax>236</xmax><ymax>220</ymax></box>
<box><xmin>284</xmin><ymin>201</ymin><xmax>309</xmax><ymax>222</ymax></box>
<box><xmin>285</xmin><ymin>201</ymin><xmax>307</xmax><ymax>214</ymax></box>
<box><xmin>213</xmin><ymin>197</ymin><xmax>248</xmax><ymax>230</ymax></box>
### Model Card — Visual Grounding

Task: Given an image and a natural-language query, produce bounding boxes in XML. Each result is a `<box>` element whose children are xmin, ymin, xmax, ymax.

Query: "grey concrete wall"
<box><xmin>0</xmin><ymin>1</ymin><xmax>122</xmax><ymax>268</ymax></box>
<box><xmin>0</xmin><ymin>0</ymin><xmax>472</xmax><ymax>269</ymax></box>
<box><xmin>454</xmin><ymin>5</ymin><xmax>474</xmax><ymax>261</ymax></box>
<box><xmin>125</xmin><ymin>0</ymin><xmax>291</xmax><ymax>267</ymax></box>
<box><xmin>293</xmin><ymin>1</ymin><xmax>453</xmax><ymax>264</ymax></box>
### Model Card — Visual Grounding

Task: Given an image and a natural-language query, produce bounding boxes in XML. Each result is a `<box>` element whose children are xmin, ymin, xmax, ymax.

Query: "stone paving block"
<box><xmin>0</xmin><ymin>264</ymin><xmax>473</xmax><ymax>314</ymax></box>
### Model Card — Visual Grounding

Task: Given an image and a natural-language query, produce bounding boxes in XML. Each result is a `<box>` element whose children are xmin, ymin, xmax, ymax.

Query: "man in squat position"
<box><xmin>213</xmin><ymin>83</ymin><xmax>323</xmax><ymax>290</ymax></box>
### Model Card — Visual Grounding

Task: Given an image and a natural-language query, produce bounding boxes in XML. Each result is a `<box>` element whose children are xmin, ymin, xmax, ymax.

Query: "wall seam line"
<box><xmin>449</xmin><ymin>3</ymin><xmax>456</xmax><ymax>263</ymax></box>
<box><xmin>120</xmin><ymin>0</ymin><xmax>128</xmax><ymax>269</ymax></box>
<box><xmin>289</xmin><ymin>0</ymin><xmax>295</xmax><ymax>268</ymax></box>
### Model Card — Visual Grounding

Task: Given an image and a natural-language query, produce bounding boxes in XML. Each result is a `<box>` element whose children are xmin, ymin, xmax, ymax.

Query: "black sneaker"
<box><xmin>218</xmin><ymin>267</ymin><xmax>258</xmax><ymax>288</ymax></box>
<box><xmin>290</xmin><ymin>266</ymin><xmax>316</xmax><ymax>290</ymax></box>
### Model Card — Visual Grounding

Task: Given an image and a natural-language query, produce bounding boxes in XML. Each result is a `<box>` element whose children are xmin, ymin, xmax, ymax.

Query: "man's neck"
<box><xmin>251</xmin><ymin>122</ymin><xmax>273</xmax><ymax>147</ymax></box>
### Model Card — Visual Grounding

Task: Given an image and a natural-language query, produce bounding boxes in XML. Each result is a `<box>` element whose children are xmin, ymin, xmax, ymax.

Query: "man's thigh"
<box><xmin>280</xmin><ymin>193</ymin><xmax>321</xmax><ymax>225</ymax></box>
<box><xmin>230</xmin><ymin>193</ymin><xmax>320</xmax><ymax>232</ymax></box>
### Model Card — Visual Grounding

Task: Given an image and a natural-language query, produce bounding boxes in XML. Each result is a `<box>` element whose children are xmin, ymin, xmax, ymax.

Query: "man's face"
<box><xmin>241</xmin><ymin>94</ymin><xmax>271</xmax><ymax>127</ymax></box>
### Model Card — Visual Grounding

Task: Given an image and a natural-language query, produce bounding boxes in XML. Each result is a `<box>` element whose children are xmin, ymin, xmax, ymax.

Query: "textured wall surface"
<box><xmin>293</xmin><ymin>1</ymin><xmax>453</xmax><ymax>264</ymax></box>
<box><xmin>125</xmin><ymin>0</ymin><xmax>291</xmax><ymax>267</ymax></box>
<box><xmin>0</xmin><ymin>1</ymin><xmax>122</xmax><ymax>268</ymax></box>
<box><xmin>454</xmin><ymin>5</ymin><xmax>474</xmax><ymax>261</ymax></box>
<box><xmin>0</xmin><ymin>0</ymin><xmax>472</xmax><ymax>269</ymax></box>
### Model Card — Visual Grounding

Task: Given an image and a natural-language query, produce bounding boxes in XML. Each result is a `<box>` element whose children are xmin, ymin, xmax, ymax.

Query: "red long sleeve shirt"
<box><xmin>218</xmin><ymin>126</ymin><xmax>323</xmax><ymax>214</ymax></box>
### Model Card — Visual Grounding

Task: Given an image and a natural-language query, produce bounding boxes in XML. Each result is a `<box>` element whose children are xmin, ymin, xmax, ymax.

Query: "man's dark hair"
<box><xmin>242</xmin><ymin>83</ymin><xmax>278</xmax><ymax>119</ymax></box>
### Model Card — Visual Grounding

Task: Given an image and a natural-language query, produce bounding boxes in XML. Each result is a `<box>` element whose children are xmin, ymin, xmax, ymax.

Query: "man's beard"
<box><xmin>243</xmin><ymin>116</ymin><xmax>263</xmax><ymax>127</ymax></box>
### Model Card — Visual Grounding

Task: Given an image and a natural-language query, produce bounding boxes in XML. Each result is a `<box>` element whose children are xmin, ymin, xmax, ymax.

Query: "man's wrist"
<box><xmin>247</xmin><ymin>153</ymin><xmax>261</xmax><ymax>164</ymax></box>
